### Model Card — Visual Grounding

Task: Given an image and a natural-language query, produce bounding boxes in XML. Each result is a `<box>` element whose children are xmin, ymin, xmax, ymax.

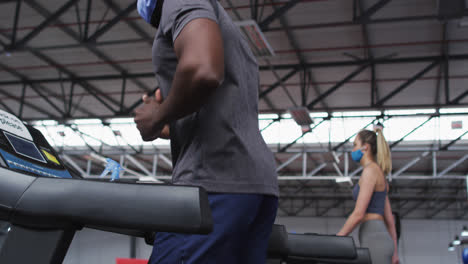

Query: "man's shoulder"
<box><xmin>159</xmin><ymin>0</ymin><xmax>218</xmax><ymax>40</ymax></box>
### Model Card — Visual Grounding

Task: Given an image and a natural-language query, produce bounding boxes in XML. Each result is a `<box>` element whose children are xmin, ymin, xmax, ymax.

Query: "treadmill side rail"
<box><xmin>1</xmin><ymin>168</ymin><xmax>213</xmax><ymax>234</ymax></box>
<box><xmin>287</xmin><ymin>233</ymin><xmax>357</xmax><ymax>260</ymax></box>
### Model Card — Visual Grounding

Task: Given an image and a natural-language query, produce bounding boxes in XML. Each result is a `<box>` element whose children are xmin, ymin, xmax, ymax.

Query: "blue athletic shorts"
<box><xmin>148</xmin><ymin>193</ymin><xmax>278</xmax><ymax>264</ymax></box>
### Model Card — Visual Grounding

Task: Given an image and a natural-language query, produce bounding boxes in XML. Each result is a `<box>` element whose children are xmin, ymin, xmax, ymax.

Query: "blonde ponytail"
<box><xmin>375</xmin><ymin>128</ymin><xmax>392</xmax><ymax>175</ymax></box>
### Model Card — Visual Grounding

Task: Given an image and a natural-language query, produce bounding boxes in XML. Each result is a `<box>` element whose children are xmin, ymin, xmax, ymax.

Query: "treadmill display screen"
<box><xmin>4</xmin><ymin>132</ymin><xmax>46</xmax><ymax>163</ymax></box>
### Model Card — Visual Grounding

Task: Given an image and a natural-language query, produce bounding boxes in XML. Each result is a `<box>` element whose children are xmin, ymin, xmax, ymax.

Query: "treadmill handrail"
<box><xmin>286</xmin><ymin>248</ymin><xmax>372</xmax><ymax>264</ymax></box>
<box><xmin>287</xmin><ymin>233</ymin><xmax>357</xmax><ymax>260</ymax></box>
<box><xmin>0</xmin><ymin>168</ymin><xmax>212</xmax><ymax>234</ymax></box>
<box><xmin>267</xmin><ymin>225</ymin><xmax>358</xmax><ymax>260</ymax></box>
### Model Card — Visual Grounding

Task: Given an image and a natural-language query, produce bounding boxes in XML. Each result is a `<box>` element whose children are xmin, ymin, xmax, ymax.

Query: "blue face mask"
<box><xmin>351</xmin><ymin>149</ymin><xmax>364</xmax><ymax>162</ymax></box>
<box><xmin>137</xmin><ymin>0</ymin><xmax>161</xmax><ymax>27</ymax></box>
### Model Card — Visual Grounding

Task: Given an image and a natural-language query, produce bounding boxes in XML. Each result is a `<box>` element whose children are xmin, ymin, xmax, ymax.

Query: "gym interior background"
<box><xmin>0</xmin><ymin>0</ymin><xmax>467</xmax><ymax>263</ymax></box>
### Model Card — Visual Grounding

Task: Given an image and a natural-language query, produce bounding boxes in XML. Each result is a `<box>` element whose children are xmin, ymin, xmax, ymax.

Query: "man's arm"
<box><xmin>151</xmin><ymin>18</ymin><xmax>224</xmax><ymax>128</ymax></box>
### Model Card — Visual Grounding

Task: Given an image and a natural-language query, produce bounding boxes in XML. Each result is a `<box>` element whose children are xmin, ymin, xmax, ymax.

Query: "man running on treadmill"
<box><xmin>134</xmin><ymin>1</ymin><xmax>279</xmax><ymax>263</ymax></box>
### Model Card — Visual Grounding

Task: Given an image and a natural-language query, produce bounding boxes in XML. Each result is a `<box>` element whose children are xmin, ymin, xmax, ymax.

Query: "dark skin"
<box><xmin>136</xmin><ymin>89</ymin><xmax>170</xmax><ymax>139</ymax></box>
<box><xmin>134</xmin><ymin>18</ymin><xmax>225</xmax><ymax>141</ymax></box>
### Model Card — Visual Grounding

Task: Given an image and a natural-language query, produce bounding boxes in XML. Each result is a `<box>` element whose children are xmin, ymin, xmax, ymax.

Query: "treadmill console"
<box><xmin>0</xmin><ymin>110</ymin><xmax>71</xmax><ymax>178</ymax></box>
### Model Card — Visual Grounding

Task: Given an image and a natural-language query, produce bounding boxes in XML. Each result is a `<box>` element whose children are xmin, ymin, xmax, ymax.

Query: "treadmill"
<box><xmin>0</xmin><ymin>110</ymin><xmax>213</xmax><ymax>263</ymax></box>
<box><xmin>267</xmin><ymin>225</ymin><xmax>372</xmax><ymax>264</ymax></box>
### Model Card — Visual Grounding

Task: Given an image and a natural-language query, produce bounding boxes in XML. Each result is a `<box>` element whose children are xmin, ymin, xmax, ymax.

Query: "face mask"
<box><xmin>351</xmin><ymin>149</ymin><xmax>364</xmax><ymax>162</ymax></box>
<box><xmin>137</xmin><ymin>0</ymin><xmax>163</xmax><ymax>27</ymax></box>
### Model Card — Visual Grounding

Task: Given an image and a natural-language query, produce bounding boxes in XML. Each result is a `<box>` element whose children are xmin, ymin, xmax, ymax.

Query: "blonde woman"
<box><xmin>337</xmin><ymin>128</ymin><xmax>399</xmax><ymax>264</ymax></box>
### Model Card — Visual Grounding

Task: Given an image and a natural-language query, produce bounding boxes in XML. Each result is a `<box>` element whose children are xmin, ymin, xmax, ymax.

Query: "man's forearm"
<box><xmin>153</xmin><ymin>64</ymin><xmax>222</xmax><ymax>127</ymax></box>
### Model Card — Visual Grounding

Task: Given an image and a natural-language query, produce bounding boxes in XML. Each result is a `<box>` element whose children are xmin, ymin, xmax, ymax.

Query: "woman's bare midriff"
<box><xmin>363</xmin><ymin>213</ymin><xmax>384</xmax><ymax>222</ymax></box>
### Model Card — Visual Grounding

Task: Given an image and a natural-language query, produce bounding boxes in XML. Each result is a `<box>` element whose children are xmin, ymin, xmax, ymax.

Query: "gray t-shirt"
<box><xmin>152</xmin><ymin>0</ymin><xmax>278</xmax><ymax>196</ymax></box>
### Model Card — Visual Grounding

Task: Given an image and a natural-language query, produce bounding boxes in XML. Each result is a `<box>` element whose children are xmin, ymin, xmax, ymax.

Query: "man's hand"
<box><xmin>134</xmin><ymin>89</ymin><xmax>169</xmax><ymax>141</ymax></box>
<box><xmin>144</xmin><ymin>89</ymin><xmax>170</xmax><ymax>139</ymax></box>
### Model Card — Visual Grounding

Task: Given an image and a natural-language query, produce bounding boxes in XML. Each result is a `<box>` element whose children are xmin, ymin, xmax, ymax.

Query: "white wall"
<box><xmin>63</xmin><ymin>217</ymin><xmax>467</xmax><ymax>264</ymax></box>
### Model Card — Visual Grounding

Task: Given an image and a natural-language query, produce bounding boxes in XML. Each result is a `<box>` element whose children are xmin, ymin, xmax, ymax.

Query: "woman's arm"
<box><xmin>337</xmin><ymin>168</ymin><xmax>376</xmax><ymax>236</ymax></box>
<box><xmin>384</xmin><ymin>195</ymin><xmax>399</xmax><ymax>263</ymax></box>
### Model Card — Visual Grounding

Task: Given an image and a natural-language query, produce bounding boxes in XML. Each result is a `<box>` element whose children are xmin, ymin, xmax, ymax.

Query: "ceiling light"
<box><xmin>235</xmin><ymin>20</ymin><xmax>275</xmax><ymax>57</ymax></box>
<box><xmin>439</xmin><ymin>107</ymin><xmax>468</xmax><ymax>114</ymax></box>
<box><xmin>461</xmin><ymin>226</ymin><xmax>468</xmax><ymax>237</ymax></box>
<box><xmin>335</xmin><ymin>176</ymin><xmax>353</xmax><ymax>187</ymax></box>
<box><xmin>289</xmin><ymin>107</ymin><xmax>314</xmax><ymax>127</ymax></box>
<box><xmin>289</xmin><ymin>107</ymin><xmax>314</xmax><ymax>133</ymax></box>
<box><xmin>259</xmin><ymin>114</ymin><xmax>279</xmax><ymax>119</ymax></box>
<box><xmin>453</xmin><ymin>236</ymin><xmax>461</xmax><ymax>246</ymax></box>
<box><xmin>448</xmin><ymin>243</ymin><xmax>455</xmax><ymax>251</ymax></box>
<box><xmin>73</xmin><ymin>119</ymin><xmax>102</xmax><ymax>125</ymax></box>
<box><xmin>385</xmin><ymin>108</ymin><xmax>436</xmax><ymax>116</ymax></box>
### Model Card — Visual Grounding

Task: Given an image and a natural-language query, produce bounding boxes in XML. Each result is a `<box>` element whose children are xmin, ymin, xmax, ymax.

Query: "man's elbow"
<box><xmin>195</xmin><ymin>67</ymin><xmax>224</xmax><ymax>89</ymax></box>
<box><xmin>183</xmin><ymin>63</ymin><xmax>224</xmax><ymax>91</ymax></box>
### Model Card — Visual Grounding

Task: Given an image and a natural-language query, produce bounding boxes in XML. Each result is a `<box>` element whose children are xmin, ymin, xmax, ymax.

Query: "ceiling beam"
<box><xmin>259</xmin><ymin>68</ymin><xmax>299</xmax><ymax>99</ymax></box>
<box><xmin>24</xmin><ymin>0</ymin><xmax>151</xmax><ymax>96</ymax></box>
<box><xmin>258</xmin><ymin>54</ymin><xmax>468</xmax><ymax>71</ymax></box>
<box><xmin>259</xmin><ymin>0</ymin><xmax>301</xmax><ymax>31</ymax></box>
<box><xmin>28</xmin><ymin>49</ymin><xmax>119</xmax><ymax>114</ymax></box>
<box><xmin>10</xmin><ymin>0</ymin><xmax>79</xmax><ymax>50</ymax></box>
<box><xmin>440</xmin><ymin>130</ymin><xmax>468</xmax><ymax>151</ymax></box>
<box><xmin>451</xmin><ymin>90</ymin><xmax>468</xmax><ymax>104</ymax></box>
<box><xmin>279</xmin><ymin>118</ymin><xmax>327</xmax><ymax>152</ymax></box>
<box><xmin>102</xmin><ymin>0</ymin><xmax>152</xmax><ymax>43</ymax></box>
<box><xmin>85</xmin><ymin>1</ymin><xmax>137</xmax><ymax>43</ymax></box>
<box><xmin>389</xmin><ymin>115</ymin><xmax>435</xmax><ymax>148</ymax></box>
<box><xmin>307</xmin><ymin>64</ymin><xmax>370</xmax><ymax>109</ymax></box>
<box><xmin>10</xmin><ymin>0</ymin><xmax>22</xmax><ymax>46</ymax></box>
<box><xmin>0</xmin><ymin>86</ymin><xmax>59</xmax><ymax>118</ymax></box>
<box><xmin>332</xmin><ymin>118</ymin><xmax>378</xmax><ymax>151</ymax></box>
<box><xmin>0</xmin><ymin>61</ymin><xmax>95</xmax><ymax>118</ymax></box>
<box><xmin>437</xmin><ymin>154</ymin><xmax>468</xmax><ymax>178</ymax></box>
<box><xmin>376</xmin><ymin>60</ymin><xmax>440</xmax><ymax>106</ymax></box>
<box><xmin>354</xmin><ymin>0</ymin><xmax>393</xmax><ymax>23</ymax></box>
<box><xmin>357</xmin><ymin>0</ymin><xmax>380</xmax><ymax>107</ymax></box>
<box><xmin>268</xmin><ymin>0</ymin><xmax>328</xmax><ymax>109</ymax></box>
<box><xmin>1</xmin><ymin>54</ymin><xmax>468</xmax><ymax>86</ymax></box>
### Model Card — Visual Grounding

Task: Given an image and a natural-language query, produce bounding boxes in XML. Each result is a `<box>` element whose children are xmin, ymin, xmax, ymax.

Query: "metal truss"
<box><xmin>276</xmin><ymin>181</ymin><xmax>468</xmax><ymax>219</ymax></box>
<box><xmin>1</xmin><ymin>0</ymin><xmax>468</xmax><ymax>121</ymax></box>
<box><xmin>53</xmin><ymin>110</ymin><xmax>468</xmax><ymax>219</ymax></box>
<box><xmin>59</xmin><ymin>141</ymin><xmax>468</xmax><ymax>175</ymax></box>
<box><xmin>58</xmin><ymin>146</ymin><xmax>468</xmax><ymax>220</ymax></box>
